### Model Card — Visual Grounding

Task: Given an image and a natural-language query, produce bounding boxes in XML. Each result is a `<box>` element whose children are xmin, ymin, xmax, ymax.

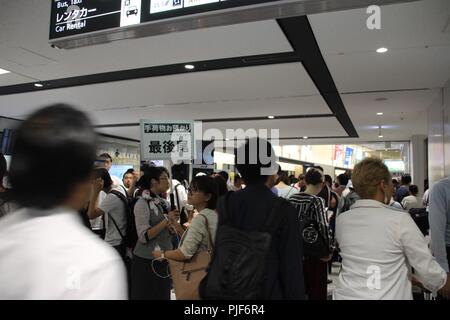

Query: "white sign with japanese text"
<box><xmin>140</xmin><ymin>120</ymin><xmax>194</xmax><ymax>161</ymax></box>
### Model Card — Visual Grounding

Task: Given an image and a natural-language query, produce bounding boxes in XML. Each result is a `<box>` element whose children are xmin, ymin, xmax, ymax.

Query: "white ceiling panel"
<box><xmin>0</xmin><ymin>0</ymin><xmax>292</xmax><ymax>84</ymax></box>
<box><xmin>322</xmin><ymin>46</ymin><xmax>450</xmax><ymax>92</ymax></box>
<box><xmin>0</xmin><ymin>63</ymin><xmax>320</xmax><ymax>120</ymax></box>
<box><xmin>309</xmin><ymin>0</ymin><xmax>450</xmax><ymax>92</ymax></box>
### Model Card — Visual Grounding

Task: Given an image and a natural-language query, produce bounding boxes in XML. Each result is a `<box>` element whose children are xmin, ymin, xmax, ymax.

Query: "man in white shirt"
<box><xmin>0</xmin><ymin>105</ymin><xmax>127</xmax><ymax>299</ymax></box>
<box><xmin>334</xmin><ymin>157</ymin><xmax>449</xmax><ymax>300</ymax></box>
<box><xmin>402</xmin><ymin>185</ymin><xmax>420</xmax><ymax>211</ymax></box>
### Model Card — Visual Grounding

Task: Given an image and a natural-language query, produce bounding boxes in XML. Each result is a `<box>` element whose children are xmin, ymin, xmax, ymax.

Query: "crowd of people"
<box><xmin>0</xmin><ymin>104</ymin><xmax>449</xmax><ymax>300</ymax></box>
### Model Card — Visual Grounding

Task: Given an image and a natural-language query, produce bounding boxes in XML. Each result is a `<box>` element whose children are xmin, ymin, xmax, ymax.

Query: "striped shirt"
<box><xmin>289</xmin><ymin>192</ymin><xmax>330</xmax><ymax>248</ymax></box>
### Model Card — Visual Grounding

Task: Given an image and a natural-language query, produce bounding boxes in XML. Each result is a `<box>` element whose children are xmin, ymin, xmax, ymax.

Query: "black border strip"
<box><xmin>0</xmin><ymin>52</ymin><xmax>300</xmax><ymax>96</ymax></box>
<box><xmin>277</xmin><ymin>16</ymin><xmax>358</xmax><ymax>138</ymax></box>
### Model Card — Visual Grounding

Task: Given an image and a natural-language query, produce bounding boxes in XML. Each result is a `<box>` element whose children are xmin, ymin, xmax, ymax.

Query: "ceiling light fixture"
<box><xmin>378</xmin><ymin>125</ymin><xmax>383</xmax><ymax>139</ymax></box>
<box><xmin>0</xmin><ymin>67</ymin><xmax>11</xmax><ymax>75</ymax></box>
<box><xmin>34</xmin><ymin>83</ymin><xmax>44</xmax><ymax>87</ymax></box>
<box><xmin>303</xmin><ymin>136</ymin><xmax>308</xmax><ymax>139</ymax></box>
<box><xmin>268</xmin><ymin>116</ymin><xmax>275</xmax><ymax>119</ymax></box>
<box><xmin>376</xmin><ymin>47</ymin><xmax>388</xmax><ymax>53</ymax></box>
<box><xmin>377</xmin><ymin>112</ymin><xmax>383</xmax><ymax>116</ymax></box>
<box><xmin>184</xmin><ymin>64</ymin><xmax>195</xmax><ymax>70</ymax></box>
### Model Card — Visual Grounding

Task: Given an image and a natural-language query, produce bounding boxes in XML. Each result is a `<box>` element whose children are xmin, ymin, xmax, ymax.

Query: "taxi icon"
<box><xmin>126</xmin><ymin>6</ymin><xmax>138</xmax><ymax>17</ymax></box>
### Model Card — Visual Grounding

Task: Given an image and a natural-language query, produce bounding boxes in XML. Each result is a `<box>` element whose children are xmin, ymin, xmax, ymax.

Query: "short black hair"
<box><xmin>94</xmin><ymin>168</ymin><xmax>113</xmax><ymax>191</ymax></box>
<box><xmin>172</xmin><ymin>163</ymin><xmax>187</xmax><ymax>182</ymax></box>
<box><xmin>10</xmin><ymin>104</ymin><xmax>96</xmax><ymax>209</ymax></box>
<box><xmin>191</xmin><ymin>176</ymin><xmax>219</xmax><ymax>210</ymax></box>
<box><xmin>217</xmin><ymin>171</ymin><xmax>229</xmax><ymax>182</ymax></box>
<box><xmin>392</xmin><ymin>178</ymin><xmax>399</xmax><ymax>185</ymax></box>
<box><xmin>409</xmin><ymin>184</ymin><xmax>419</xmax><ymax>196</ymax></box>
<box><xmin>213</xmin><ymin>175</ymin><xmax>228</xmax><ymax>198</ymax></box>
<box><xmin>314</xmin><ymin>165</ymin><xmax>324</xmax><ymax>173</ymax></box>
<box><xmin>401</xmin><ymin>174</ymin><xmax>412</xmax><ymax>185</ymax></box>
<box><xmin>276</xmin><ymin>170</ymin><xmax>290</xmax><ymax>185</ymax></box>
<box><xmin>235</xmin><ymin>138</ymin><xmax>277</xmax><ymax>185</ymax></box>
<box><xmin>324</xmin><ymin>174</ymin><xmax>333</xmax><ymax>186</ymax></box>
<box><xmin>136</xmin><ymin>166</ymin><xmax>165</xmax><ymax>190</ymax></box>
<box><xmin>98</xmin><ymin>153</ymin><xmax>112</xmax><ymax>161</ymax></box>
<box><xmin>337</xmin><ymin>173</ymin><xmax>349</xmax><ymax>186</ymax></box>
<box><xmin>122</xmin><ymin>168</ymin><xmax>134</xmax><ymax>179</ymax></box>
<box><xmin>305</xmin><ymin>168</ymin><xmax>323</xmax><ymax>186</ymax></box>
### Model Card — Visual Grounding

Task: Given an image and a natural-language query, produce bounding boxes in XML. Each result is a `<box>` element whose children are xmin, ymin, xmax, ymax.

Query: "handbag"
<box><xmin>301</xmin><ymin>198</ymin><xmax>331</xmax><ymax>258</ymax></box>
<box><xmin>167</xmin><ymin>214</ymin><xmax>214</xmax><ymax>300</ymax></box>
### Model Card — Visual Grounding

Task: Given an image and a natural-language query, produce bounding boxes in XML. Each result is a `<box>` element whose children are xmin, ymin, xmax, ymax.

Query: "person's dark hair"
<box><xmin>276</xmin><ymin>170</ymin><xmax>290</xmax><ymax>185</ymax></box>
<box><xmin>217</xmin><ymin>171</ymin><xmax>229</xmax><ymax>182</ymax></box>
<box><xmin>298</xmin><ymin>174</ymin><xmax>305</xmax><ymax>181</ymax></box>
<box><xmin>409</xmin><ymin>184</ymin><xmax>419</xmax><ymax>196</ymax></box>
<box><xmin>305</xmin><ymin>168</ymin><xmax>323</xmax><ymax>186</ymax></box>
<box><xmin>424</xmin><ymin>179</ymin><xmax>429</xmax><ymax>191</ymax></box>
<box><xmin>94</xmin><ymin>168</ymin><xmax>113</xmax><ymax>191</ymax></box>
<box><xmin>213</xmin><ymin>175</ymin><xmax>228</xmax><ymax>198</ymax></box>
<box><xmin>401</xmin><ymin>174</ymin><xmax>412</xmax><ymax>185</ymax></box>
<box><xmin>234</xmin><ymin>173</ymin><xmax>242</xmax><ymax>181</ymax></box>
<box><xmin>160</xmin><ymin>166</ymin><xmax>170</xmax><ymax>178</ymax></box>
<box><xmin>289</xmin><ymin>175</ymin><xmax>298</xmax><ymax>185</ymax></box>
<box><xmin>122</xmin><ymin>168</ymin><xmax>134</xmax><ymax>179</ymax></box>
<box><xmin>337</xmin><ymin>173</ymin><xmax>349</xmax><ymax>186</ymax></box>
<box><xmin>324</xmin><ymin>174</ymin><xmax>333</xmax><ymax>187</ymax></box>
<box><xmin>172</xmin><ymin>163</ymin><xmax>187</xmax><ymax>182</ymax></box>
<box><xmin>0</xmin><ymin>153</ymin><xmax>7</xmax><ymax>185</ymax></box>
<box><xmin>314</xmin><ymin>165</ymin><xmax>324</xmax><ymax>173</ymax></box>
<box><xmin>191</xmin><ymin>176</ymin><xmax>219</xmax><ymax>210</ymax></box>
<box><xmin>9</xmin><ymin>104</ymin><xmax>96</xmax><ymax>209</ymax></box>
<box><xmin>98</xmin><ymin>153</ymin><xmax>112</xmax><ymax>161</ymax></box>
<box><xmin>136</xmin><ymin>166</ymin><xmax>165</xmax><ymax>190</ymax></box>
<box><xmin>392</xmin><ymin>178</ymin><xmax>399</xmax><ymax>185</ymax></box>
<box><xmin>235</xmin><ymin>138</ymin><xmax>277</xmax><ymax>185</ymax></box>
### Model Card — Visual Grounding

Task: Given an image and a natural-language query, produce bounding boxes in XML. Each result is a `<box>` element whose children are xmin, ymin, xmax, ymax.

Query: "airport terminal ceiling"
<box><xmin>0</xmin><ymin>0</ymin><xmax>449</xmax><ymax>146</ymax></box>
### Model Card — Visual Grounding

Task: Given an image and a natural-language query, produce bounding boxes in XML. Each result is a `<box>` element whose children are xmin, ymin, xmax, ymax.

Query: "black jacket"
<box><xmin>216</xmin><ymin>184</ymin><xmax>305</xmax><ymax>299</ymax></box>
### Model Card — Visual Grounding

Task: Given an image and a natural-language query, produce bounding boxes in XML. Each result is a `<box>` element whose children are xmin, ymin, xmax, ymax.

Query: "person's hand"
<box><xmin>411</xmin><ymin>276</ymin><xmax>427</xmax><ymax>291</ymax></box>
<box><xmin>152</xmin><ymin>250</ymin><xmax>162</xmax><ymax>259</ymax></box>
<box><xmin>168</xmin><ymin>210</ymin><xmax>180</xmax><ymax>223</ymax></box>
<box><xmin>320</xmin><ymin>254</ymin><xmax>332</xmax><ymax>262</ymax></box>
<box><xmin>438</xmin><ymin>273</ymin><xmax>450</xmax><ymax>299</ymax></box>
<box><xmin>93</xmin><ymin>178</ymin><xmax>104</xmax><ymax>193</ymax></box>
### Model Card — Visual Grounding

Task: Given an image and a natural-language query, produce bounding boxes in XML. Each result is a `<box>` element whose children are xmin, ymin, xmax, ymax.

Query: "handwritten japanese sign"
<box><xmin>140</xmin><ymin>120</ymin><xmax>194</xmax><ymax>161</ymax></box>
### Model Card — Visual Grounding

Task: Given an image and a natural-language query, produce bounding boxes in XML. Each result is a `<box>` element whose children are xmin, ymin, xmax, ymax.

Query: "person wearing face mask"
<box><xmin>334</xmin><ymin>157</ymin><xmax>450</xmax><ymax>300</ymax></box>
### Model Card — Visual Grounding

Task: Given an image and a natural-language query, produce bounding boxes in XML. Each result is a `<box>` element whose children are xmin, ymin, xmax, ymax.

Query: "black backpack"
<box><xmin>199</xmin><ymin>192</ymin><xmax>286</xmax><ymax>300</ymax></box>
<box><xmin>408</xmin><ymin>207</ymin><xmax>429</xmax><ymax>236</ymax></box>
<box><xmin>109</xmin><ymin>189</ymin><xmax>139</xmax><ymax>250</ymax></box>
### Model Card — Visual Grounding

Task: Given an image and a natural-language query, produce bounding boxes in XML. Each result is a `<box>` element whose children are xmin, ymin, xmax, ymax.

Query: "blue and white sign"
<box><xmin>344</xmin><ymin>147</ymin><xmax>354</xmax><ymax>167</ymax></box>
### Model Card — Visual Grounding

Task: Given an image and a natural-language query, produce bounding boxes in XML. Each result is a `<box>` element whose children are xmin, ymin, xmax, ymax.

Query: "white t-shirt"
<box><xmin>0</xmin><ymin>207</ymin><xmax>127</xmax><ymax>299</ymax></box>
<box><xmin>402</xmin><ymin>195</ymin><xmax>420</xmax><ymax>211</ymax></box>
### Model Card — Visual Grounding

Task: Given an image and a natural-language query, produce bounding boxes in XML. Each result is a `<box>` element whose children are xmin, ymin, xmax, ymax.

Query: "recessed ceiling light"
<box><xmin>268</xmin><ymin>116</ymin><xmax>275</xmax><ymax>119</ymax></box>
<box><xmin>225</xmin><ymin>138</ymin><xmax>230</xmax><ymax>141</ymax></box>
<box><xmin>303</xmin><ymin>136</ymin><xmax>308</xmax><ymax>139</ymax></box>
<box><xmin>0</xmin><ymin>67</ymin><xmax>11</xmax><ymax>75</ymax></box>
<box><xmin>34</xmin><ymin>83</ymin><xmax>43</xmax><ymax>87</ymax></box>
<box><xmin>378</xmin><ymin>135</ymin><xmax>383</xmax><ymax>138</ymax></box>
<box><xmin>376</xmin><ymin>47</ymin><xmax>388</xmax><ymax>53</ymax></box>
<box><xmin>184</xmin><ymin>64</ymin><xmax>195</xmax><ymax>70</ymax></box>
<box><xmin>377</xmin><ymin>112</ymin><xmax>383</xmax><ymax>116</ymax></box>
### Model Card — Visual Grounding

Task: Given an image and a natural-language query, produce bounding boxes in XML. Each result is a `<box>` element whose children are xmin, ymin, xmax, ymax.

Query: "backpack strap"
<box><xmin>110</xmin><ymin>190</ymin><xmax>131</xmax><ymax>215</ymax></box>
<box><xmin>108</xmin><ymin>213</ymin><xmax>125</xmax><ymax>240</ymax></box>
<box><xmin>198</xmin><ymin>214</ymin><xmax>214</xmax><ymax>253</ymax></box>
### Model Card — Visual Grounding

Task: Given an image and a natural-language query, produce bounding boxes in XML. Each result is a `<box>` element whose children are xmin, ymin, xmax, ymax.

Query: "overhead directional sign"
<box><xmin>49</xmin><ymin>0</ymin><xmax>416</xmax><ymax>49</ymax></box>
<box><xmin>49</xmin><ymin>0</ymin><xmax>278</xmax><ymax>41</ymax></box>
